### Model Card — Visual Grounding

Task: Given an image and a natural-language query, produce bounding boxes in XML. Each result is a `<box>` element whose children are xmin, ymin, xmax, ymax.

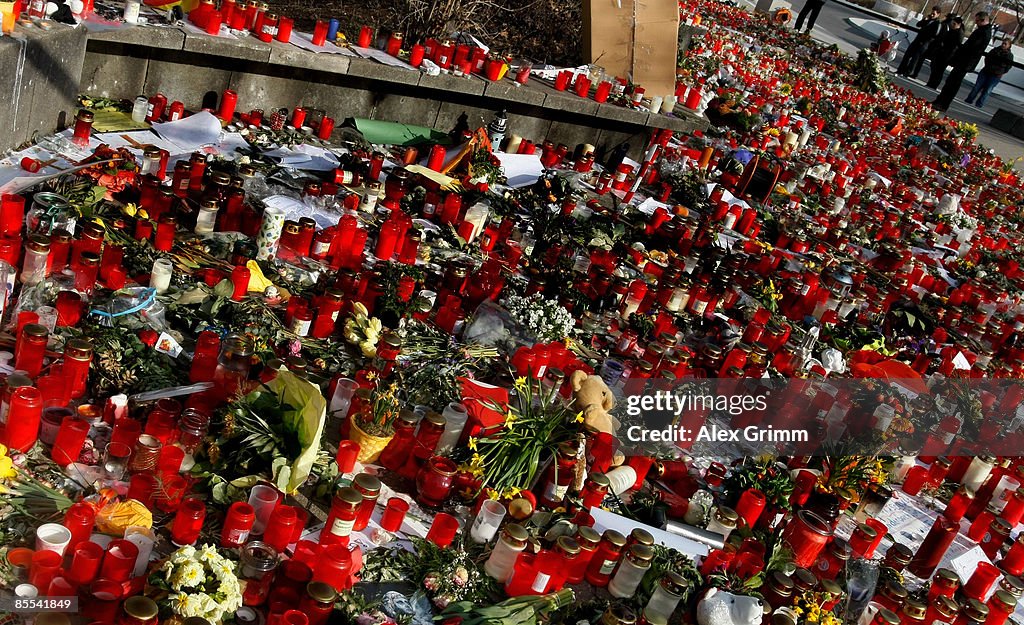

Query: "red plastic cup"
<box><xmin>100</xmin><ymin>539</ymin><xmax>139</xmax><ymax>582</ymax></box>
<box><xmin>67</xmin><ymin>541</ymin><xmax>104</xmax><ymax>585</ymax></box>
<box><xmin>29</xmin><ymin>550</ymin><xmax>62</xmax><ymax>592</ymax></box>
<box><xmin>313</xmin><ymin>544</ymin><xmax>353</xmax><ymax>592</ymax></box>
<box><xmin>51</xmin><ymin>416</ymin><xmax>90</xmax><ymax>466</ymax></box>
<box><xmin>81</xmin><ymin>578</ymin><xmax>123</xmax><ymax>621</ymax></box>
<box><xmin>111</xmin><ymin>417</ymin><xmax>143</xmax><ymax>447</ymax></box>
<box><xmin>46</xmin><ymin>576</ymin><xmax>75</xmax><ymax>598</ymax></box>
<box><xmin>158</xmin><ymin>444</ymin><xmax>185</xmax><ymax>474</ymax></box>
<box><xmin>127</xmin><ymin>472</ymin><xmax>158</xmax><ymax>508</ymax></box>
<box><xmin>425</xmin><ymin>512</ymin><xmax>460</xmax><ymax>547</ymax></box>
<box><xmin>380</xmin><ymin>497</ymin><xmax>409</xmax><ymax>532</ymax></box>
<box><xmin>336</xmin><ymin>440</ymin><xmax>360</xmax><ymax>473</ymax></box>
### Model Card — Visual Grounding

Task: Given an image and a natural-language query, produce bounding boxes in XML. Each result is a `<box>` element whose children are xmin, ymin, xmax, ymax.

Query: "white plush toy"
<box><xmin>696</xmin><ymin>588</ymin><xmax>765</xmax><ymax>625</ymax></box>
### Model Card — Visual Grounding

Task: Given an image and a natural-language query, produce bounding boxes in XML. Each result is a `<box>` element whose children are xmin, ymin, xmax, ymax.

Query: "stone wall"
<box><xmin>5</xmin><ymin>22</ymin><xmax>709</xmax><ymax>161</ymax></box>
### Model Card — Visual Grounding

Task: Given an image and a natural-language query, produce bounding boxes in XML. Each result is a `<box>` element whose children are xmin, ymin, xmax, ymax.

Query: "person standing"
<box><xmin>933</xmin><ymin>12</ymin><xmax>994</xmax><ymax>111</ymax></box>
<box><xmin>794</xmin><ymin>0</ymin><xmax>826</xmax><ymax>34</ymax></box>
<box><xmin>897</xmin><ymin>6</ymin><xmax>943</xmax><ymax>78</ymax></box>
<box><xmin>965</xmin><ymin>39</ymin><xmax>1015</xmax><ymax>107</ymax></box>
<box><xmin>926</xmin><ymin>16</ymin><xmax>963</xmax><ymax>89</ymax></box>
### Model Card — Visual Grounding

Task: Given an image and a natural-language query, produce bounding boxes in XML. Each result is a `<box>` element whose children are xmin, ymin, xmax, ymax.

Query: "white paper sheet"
<box><xmin>180</xmin><ymin>20</ymin><xmax>237</xmax><ymax>39</ymax></box>
<box><xmin>493</xmin><ymin>151</ymin><xmax>543</xmax><ymax>188</ymax></box>
<box><xmin>262</xmin><ymin>143</ymin><xmax>340</xmax><ymax>171</ymax></box>
<box><xmin>352</xmin><ymin>46</ymin><xmax>417</xmax><ymax>70</ymax></box>
<box><xmin>289</xmin><ymin>31</ymin><xmax>358</xmax><ymax>55</ymax></box>
<box><xmin>591</xmin><ymin>507</ymin><xmax>710</xmax><ymax>560</ymax></box>
<box><xmin>151</xmin><ymin>112</ymin><xmax>223</xmax><ymax>152</ymax></box>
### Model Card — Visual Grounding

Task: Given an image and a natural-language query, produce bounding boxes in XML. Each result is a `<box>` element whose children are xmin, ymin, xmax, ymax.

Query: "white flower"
<box><xmin>360</xmin><ymin>340</ymin><xmax>378</xmax><ymax>358</ymax></box>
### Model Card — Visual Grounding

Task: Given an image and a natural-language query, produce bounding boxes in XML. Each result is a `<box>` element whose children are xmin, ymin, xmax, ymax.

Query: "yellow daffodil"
<box><xmin>574</xmin><ymin>411</ymin><xmax>585</xmax><ymax>424</ymax></box>
<box><xmin>467</xmin><ymin>437</ymin><xmax>478</xmax><ymax>451</ymax></box>
<box><xmin>0</xmin><ymin>444</ymin><xmax>16</xmax><ymax>480</ymax></box>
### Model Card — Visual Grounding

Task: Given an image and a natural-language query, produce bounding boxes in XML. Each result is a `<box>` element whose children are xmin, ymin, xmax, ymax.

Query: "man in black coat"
<box><xmin>926</xmin><ymin>16</ymin><xmax>964</xmax><ymax>89</ymax></box>
<box><xmin>965</xmin><ymin>39</ymin><xmax>1016</xmax><ymax>107</ymax></box>
<box><xmin>794</xmin><ymin>0</ymin><xmax>826</xmax><ymax>34</ymax></box>
<box><xmin>897</xmin><ymin>6</ymin><xmax>943</xmax><ymax>77</ymax></box>
<box><xmin>933</xmin><ymin>12</ymin><xmax>994</xmax><ymax>111</ymax></box>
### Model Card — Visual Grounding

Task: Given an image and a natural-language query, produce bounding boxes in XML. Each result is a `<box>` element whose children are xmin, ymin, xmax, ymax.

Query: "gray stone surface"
<box><xmin>181</xmin><ymin>30</ymin><xmax>271</xmax><ymax>63</ymax></box>
<box><xmin>303</xmin><ymin>82</ymin><xmax>376</xmax><ymax>120</ymax></box>
<box><xmin>19</xmin><ymin>24</ymin><xmax>88</xmax><ymax>146</ymax></box>
<box><xmin>88</xmin><ymin>25</ymin><xmax>185</xmax><ymax>50</ymax></box>
<box><xmin>229</xmin><ymin>70</ymin><xmax>314</xmax><ymax>112</ymax></box>
<box><xmin>0</xmin><ymin>37</ymin><xmax>22</xmax><ymax>150</ymax></box>
<box><xmin>345</xmin><ymin>57</ymin><xmax>420</xmax><ymax>85</ymax></box>
<box><xmin>595</xmin><ymin>103</ymin><xmax>651</xmax><ymax>127</ymax></box>
<box><xmin>484</xmin><ymin>79</ymin><xmax>547</xmax><ymax>107</ymax></box>
<box><xmin>372</xmin><ymin>93</ymin><xmax>441</xmax><ymax>128</ymax></box>
<box><xmin>80</xmin><ymin>45</ymin><xmax>148</xmax><ymax>99</ymax></box>
<box><xmin>531</xmin><ymin>80</ymin><xmax>601</xmax><ymax>117</ymax></box>
<box><xmin>505</xmin><ymin>112</ymin><xmax>552</xmax><ymax>146</ymax></box>
<box><xmin>417</xmin><ymin>72</ymin><xmax>486</xmax><ymax>97</ymax></box>
<box><xmin>434</xmin><ymin>101</ymin><xmax>495</xmax><ymax>135</ymax></box>
<box><xmin>146</xmin><ymin>57</ymin><xmax>231</xmax><ymax>111</ymax></box>
<box><xmin>544</xmin><ymin>121</ymin><xmax>603</xmax><ymax>152</ymax></box>
<box><xmin>267</xmin><ymin>40</ymin><xmax>350</xmax><ymax>74</ymax></box>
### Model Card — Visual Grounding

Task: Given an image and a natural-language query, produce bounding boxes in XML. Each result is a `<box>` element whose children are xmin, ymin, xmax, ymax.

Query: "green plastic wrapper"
<box><xmin>252</xmin><ymin>369</ymin><xmax>327</xmax><ymax>493</ymax></box>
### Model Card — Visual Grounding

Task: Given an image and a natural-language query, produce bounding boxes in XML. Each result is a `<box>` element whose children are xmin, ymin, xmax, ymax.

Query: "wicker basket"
<box><xmin>348</xmin><ymin>414</ymin><xmax>394</xmax><ymax>464</ymax></box>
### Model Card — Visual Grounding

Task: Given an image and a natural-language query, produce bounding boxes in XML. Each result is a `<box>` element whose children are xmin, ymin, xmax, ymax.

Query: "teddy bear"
<box><xmin>568</xmin><ymin>370</ymin><xmax>618</xmax><ymax>435</ymax></box>
<box><xmin>696</xmin><ymin>588</ymin><xmax>764</xmax><ymax>625</ymax></box>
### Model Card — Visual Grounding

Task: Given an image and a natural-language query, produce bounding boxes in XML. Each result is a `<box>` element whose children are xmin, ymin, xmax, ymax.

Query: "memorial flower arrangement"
<box><xmin>149</xmin><ymin>544</ymin><xmax>244</xmax><ymax>622</ymax></box>
<box><xmin>344</xmin><ymin>302</ymin><xmax>384</xmax><ymax>358</ymax></box>
<box><xmin>500</xmin><ymin>293</ymin><xmax>575</xmax><ymax>343</ymax></box>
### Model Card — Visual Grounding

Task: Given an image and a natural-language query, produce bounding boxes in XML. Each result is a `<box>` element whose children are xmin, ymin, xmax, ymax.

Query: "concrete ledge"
<box><xmin>418</xmin><ymin>72</ymin><xmax>488</xmax><ymax>97</ymax></box>
<box><xmin>596</xmin><ymin>103</ymin><xmax>652</xmax><ymax>126</ymax></box>
<box><xmin>484</xmin><ymin>79</ymin><xmax>547</xmax><ymax>107</ymax></box>
<box><xmin>537</xmin><ymin>86</ymin><xmax>601</xmax><ymax>117</ymax></box>
<box><xmin>181</xmin><ymin>30</ymin><xmax>271</xmax><ymax>63</ymax></box>
<box><xmin>345</xmin><ymin>57</ymin><xmax>421</xmax><ymax>85</ymax></box>
<box><xmin>88</xmin><ymin>24</ymin><xmax>186</xmax><ymax>49</ymax></box>
<box><xmin>268</xmin><ymin>40</ymin><xmax>351</xmax><ymax>74</ymax></box>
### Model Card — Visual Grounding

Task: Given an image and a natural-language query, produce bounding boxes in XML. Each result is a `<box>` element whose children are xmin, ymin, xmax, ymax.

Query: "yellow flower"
<box><xmin>574</xmin><ymin>411</ymin><xmax>585</xmax><ymax>424</ymax></box>
<box><xmin>0</xmin><ymin>444</ymin><xmax>16</xmax><ymax>480</ymax></box>
<box><xmin>467</xmin><ymin>437</ymin><xmax>478</xmax><ymax>451</ymax></box>
<box><xmin>122</xmin><ymin>203</ymin><xmax>138</xmax><ymax>217</ymax></box>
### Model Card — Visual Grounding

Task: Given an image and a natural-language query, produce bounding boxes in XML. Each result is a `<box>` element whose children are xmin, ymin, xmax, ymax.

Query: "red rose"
<box><xmin>138</xmin><ymin>329</ymin><xmax>159</xmax><ymax>347</ymax></box>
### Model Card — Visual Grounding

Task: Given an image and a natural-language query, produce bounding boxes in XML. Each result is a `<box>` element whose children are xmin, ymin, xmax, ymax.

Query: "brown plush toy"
<box><xmin>569</xmin><ymin>370</ymin><xmax>617</xmax><ymax>435</ymax></box>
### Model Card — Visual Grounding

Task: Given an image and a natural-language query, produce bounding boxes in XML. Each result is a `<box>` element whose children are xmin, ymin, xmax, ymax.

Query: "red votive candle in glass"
<box><xmin>158</xmin><ymin>444</ymin><xmax>185</xmax><ymax>474</ymax></box>
<box><xmin>222</xmin><ymin>501</ymin><xmax>256</xmax><ymax>548</ymax></box>
<box><xmin>111</xmin><ymin>417</ymin><xmax>142</xmax><ymax>447</ymax></box>
<box><xmin>335</xmin><ymin>440</ymin><xmax>360</xmax><ymax>473</ymax></box>
<box><xmin>171</xmin><ymin>497</ymin><xmax>207</xmax><ymax>546</ymax></box>
<box><xmin>63</xmin><ymin>500</ymin><xmax>96</xmax><ymax>553</ymax></box>
<box><xmin>1</xmin><ymin>193</ymin><xmax>26</xmax><ymax>235</ymax></box>
<box><xmin>63</xmin><ymin>338</ymin><xmax>93</xmax><ymax>399</ymax></box>
<box><xmin>736</xmin><ymin>488</ymin><xmax>766</xmax><ymax>528</ymax></box>
<box><xmin>409</xmin><ymin>43</ymin><xmax>425</xmax><ymax>68</ymax></box>
<box><xmin>14</xmin><ymin>323</ymin><xmax>47</xmax><ymax>378</ymax></box>
<box><xmin>100</xmin><ymin>539</ymin><xmax>140</xmax><ymax>582</ymax></box>
<box><xmin>219</xmin><ymin>89</ymin><xmax>238</xmax><ymax>122</ymax></box>
<box><xmin>82</xmin><ymin>578</ymin><xmax>123</xmax><ymax>621</ymax></box>
<box><xmin>313</xmin><ymin>544</ymin><xmax>352</xmax><ymax>592</ymax></box>
<box><xmin>311</xmin><ymin>20</ymin><xmax>328</xmax><ymax>46</ymax></box>
<box><xmin>357</xmin><ymin>25</ymin><xmax>373</xmax><ymax>47</ymax></box>
<box><xmin>416</xmin><ymin>456</ymin><xmax>457</xmax><ymax>508</ymax></box>
<box><xmin>909</xmin><ymin>515</ymin><xmax>958</xmax><ymax>578</ymax></box>
<box><xmin>155</xmin><ymin>474</ymin><xmax>189</xmax><ymax>513</ymax></box>
<box><xmin>574</xmin><ymin>76</ymin><xmax>591</xmax><ymax>98</ymax></box>
<box><xmin>426</xmin><ymin>512</ymin><xmax>460</xmax><ymax>547</ymax></box>
<box><xmin>554</xmin><ymin>70</ymin><xmax>571</xmax><ymax>91</ymax></box>
<box><xmin>963</xmin><ymin>562</ymin><xmax>1001</xmax><ymax>602</ymax></box>
<box><xmin>29</xmin><ymin>550</ymin><xmax>62</xmax><ymax>593</ymax></box>
<box><xmin>276</xmin><ymin>16</ymin><xmax>293</xmax><ymax>42</ymax></box>
<box><xmin>291</xmin><ymin>107</ymin><xmax>307</xmax><ymax>129</ymax></box>
<box><xmin>321</xmin><ymin>487</ymin><xmax>361</xmax><ymax>547</ymax></box>
<box><xmin>264</xmin><ymin>505</ymin><xmax>299</xmax><ymax>552</ymax></box>
<box><xmin>375</xmin><ymin>220</ymin><xmax>400</xmax><ymax>260</ymax></box>
<box><xmin>67</xmin><ymin>540</ymin><xmax>104</xmax><ymax>585</ymax></box>
<box><xmin>4</xmin><ymin>386</ymin><xmax>42</xmax><ymax>452</ymax></box>
<box><xmin>127</xmin><ymin>472</ymin><xmax>158</xmax><ymax>509</ymax></box>
<box><xmin>780</xmin><ymin>510</ymin><xmax>833</xmax><ymax>568</ymax></box>
<box><xmin>230</xmin><ymin>265</ymin><xmax>250</xmax><ymax>300</ymax></box>
<box><xmin>594</xmin><ymin>80</ymin><xmax>612</xmax><ymax>103</ymax></box>
<box><xmin>318</xmin><ymin>116</ymin><xmax>335</xmax><ymax>140</ymax></box>
<box><xmin>20</xmin><ymin>157</ymin><xmax>42</xmax><ymax>173</ymax></box>
<box><xmin>380</xmin><ymin>497</ymin><xmax>409</xmax><ymax>532</ymax></box>
<box><xmin>46</xmin><ymin>576</ymin><xmax>75</xmax><ymax>599</ymax></box>
<box><xmin>205</xmin><ymin>9</ymin><xmax>221</xmax><ymax>34</ymax></box>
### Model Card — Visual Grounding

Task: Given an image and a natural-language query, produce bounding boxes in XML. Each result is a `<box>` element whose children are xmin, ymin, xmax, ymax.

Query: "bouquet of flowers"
<box><xmin>344</xmin><ymin>302</ymin><xmax>384</xmax><ymax>358</ymax></box>
<box><xmin>500</xmin><ymin>293</ymin><xmax>575</xmax><ymax>343</ymax></box>
<box><xmin>149</xmin><ymin>544</ymin><xmax>243</xmax><ymax>623</ymax></box>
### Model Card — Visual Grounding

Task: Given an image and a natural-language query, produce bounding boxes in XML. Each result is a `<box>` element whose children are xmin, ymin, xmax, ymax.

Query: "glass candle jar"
<box><xmin>263</xmin><ymin>505</ymin><xmax>299</xmax><ymax>552</ymax></box>
<box><xmin>645</xmin><ymin>571</ymin><xmax>689</xmax><ymax>622</ymax></box>
<box><xmin>930</xmin><ymin>568</ymin><xmax>961</xmax><ymax>602</ymax></box>
<box><xmin>435</xmin><ymin>402</ymin><xmax>469</xmax><ymax>455</ymax></box>
<box><xmin>581</xmin><ymin>473</ymin><xmax>611</xmax><ymax>508</ymax></box>
<box><xmin>874</xmin><ymin>579</ymin><xmax>909</xmax><ymax>613</ymax></box>
<box><xmin>416</xmin><ymin>456</ymin><xmax>457</xmax><ymax>507</ymax></box>
<box><xmin>240</xmin><ymin>541</ymin><xmax>279</xmax><ymax>606</ymax></box>
<box><xmin>963</xmin><ymin>457</ymin><xmax>996</xmax><ymax>494</ymax></box>
<box><xmin>484</xmin><ymin>523</ymin><xmax>529</xmax><ymax>582</ymax></box>
<box><xmin>170</xmin><ymin>497</ymin><xmax>206</xmax><ymax>546</ymax></box>
<box><xmin>321</xmin><ymin>486</ymin><xmax>362</xmax><ymax>547</ymax></box>
<box><xmin>221</xmin><ymin>501</ymin><xmax>256</xmax><ymax>548</ymax></box>
<box><xmin>352</xmin><ymin>473</ymin><xmax>382</xmax><ymax>532</ymax></box>
<box><xmin>946</xmin><ymin>486</ymin><xmax>975</xmax><ymax>523</ymax></box>
<box><xmin>21</xmin><ymin>235</ymin><xmax>50</xmax><ymax>286</ymax></box>
<box><xmin>953</xmin><ymin>599</ymin><xmax>990</xmax><ymax>625</ymax></box>
<box><xmin>63</xmin><ymin>338</ymin><xmax>93</xmax><ymax>399</ymax></box>
<box><xmin>378</xmin><ymin>410</ymin><xmax>418</xmax><ymax>473</ymax></box>
<box><xmin>781</xmin><ymin>510</ymin><xmax>833</xmax><ymax>567</ymax></box>
<box><xmin>984</xmin><ymin>590</ymin><xmax>1016</xmax><ymax>625</ymax></box>
<box><xmin>412</xmin><ymin>411</ymin><xmax>446</xmax><ymax>463</ymax></box>
<box><xmin>706</xmin><ymin>505</ymin><xmax>739</xmax><ymax>540</ymax></box>
<box><xmin>928</xmin><ymin>595</ymin><xmax>960</xmax><ymax>625</ymax></box>
<box><xmin>963</xmin><ymin>562</ymin><xmax>1001</xmax><ymax>602</ymax></box>
<box><xmin>567</xmin><ymin>526</ymin><xmax>601</xmax><ymax>584</ymax></box>
<box><xmin>72</xmin><ymin>109</ymin><xmax>94</xmax><ymax>146</ymax></box>
<box><xmin>585</xmin><ymin>529</ymin><xmax>628</xmax><ymax>587</ymax></box>
<box><xmin>762</xmin><ymin>571</ymin><xmax>795</xmax><ymax>609</ymax></box>
<box><xmin>300</xmin><ymin>581</ymin><xmax>338</xmax><ymax>625</ymax></box>
<box><xmin>884</xmin><ymin>543</ymin><xmax>913</xmax><ymax>573</ymax></box>
<box><xmin>15</xmin><ymin>323</ymin><xmax>48</xmax><ymax>378</ymax></box>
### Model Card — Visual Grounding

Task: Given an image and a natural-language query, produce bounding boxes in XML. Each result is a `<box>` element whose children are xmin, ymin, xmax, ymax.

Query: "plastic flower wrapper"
<box><xmin>223</xmin><ymin>369</ymin><xmax>326</xmax><ymax>494</ymax></box>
